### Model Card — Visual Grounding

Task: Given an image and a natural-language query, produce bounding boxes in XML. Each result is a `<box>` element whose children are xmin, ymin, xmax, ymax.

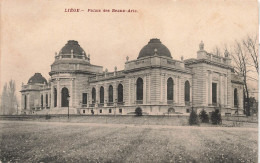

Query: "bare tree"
<box><xmin>243</xmin><ymin>35</ymin><xmax>258</xmax><ymax>74</ymax></box>
<box><xmin>229</xmin><ymin>41</ymin><xmax>251</xmax><ymax>116</ymax></box>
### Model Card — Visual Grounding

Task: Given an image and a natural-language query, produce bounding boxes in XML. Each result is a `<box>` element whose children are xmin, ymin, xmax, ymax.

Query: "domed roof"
<box><xmin>59</xmin><ymin>40</ymin><xmax>86</xmax><ymax>55</ymax></box>
<box><xmin>28</xmin><ymin>73</ymin><xmax>47</xmax><ymax>85</ymax></box>
<box><xmin>138</xmin><ymin>38</ymin><xmax>172</xmax><ymax>59</ymax></box>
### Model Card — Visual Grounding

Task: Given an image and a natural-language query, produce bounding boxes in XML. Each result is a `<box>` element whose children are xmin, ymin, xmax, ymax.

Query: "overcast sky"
<box><xmin>0</xmin><ymin>0</ymin><xmax>258</xmax><ymax>101</ymax></box>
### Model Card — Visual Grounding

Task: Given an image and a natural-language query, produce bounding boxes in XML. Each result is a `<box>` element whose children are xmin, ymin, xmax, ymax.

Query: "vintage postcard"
<box><xmin>0</xmin><ymin>0</ymin><xmax>258</xmax><ymax>162</ymax></box>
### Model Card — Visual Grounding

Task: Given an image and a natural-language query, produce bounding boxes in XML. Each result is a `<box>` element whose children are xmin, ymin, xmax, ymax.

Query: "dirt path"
<box><xmin>0</xmin><ymin>120</ymin><xmax>257</xmax><ymax>131</ymax></box>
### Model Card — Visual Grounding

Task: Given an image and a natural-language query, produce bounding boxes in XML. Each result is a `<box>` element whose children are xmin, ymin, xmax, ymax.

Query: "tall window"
<box><xmin>61</xmin><ymin>87</ymin><xmax>69</xmax><ymax>107</ymax></box>
<box><xmin>234</xmin><ymin>88</ymin><xmax>238</xmax><ymax>107</ymax></box>
<box><xmin>185</xmin><ymin>81</ymin><xmax>190</xmax><ymax>102</ymax></box>
<box><xmin>92</xmin><ymin>88</ymin><xmax>96</xmax><ymax>104</ymax></box>
<box><xmin>54</xmin><ymin>88</ymin><xmax>57</xmax><ymax>107</ymax></box>
<box><xmin>24</xmin><ymin>95</ymin><xmax>27</xmax><ymax>109</ymax></box>
<box><xmin>212</xmin><ymin>83</ymin><xmax>217</xmax><ymax>104</ymax></box>
<box><xmin>82</xmin><ymin>93</ymin><xmax>87</xmax><ymax>104</ymax></box>
<box><xmin>100</xmin><ymin>86</ymin><xmax>104</xmax><ymax>104</ymax></box>
<box><xmin>46</xmin><ymin>94</ymin><xmax>48</xmax><ymax>107</ymax></box>
<box><xmin>41</xmin><ymin>95</ymin><xmax>43</xmax><ymax>107</ymax></box>
<box><xmin>136</xmin><ymin>78</ymin><xmax>143</xmax><ymax>101</ymax></box>
<box><xmin>118</xmin><ymin>84</ymin><xmax>123</xmax><ymax>102</ymax></box>
<box><xmin>108</xmin><ymin>85</ymin><xmax>113</xmax><ymax>102</ymax></box>
<box><xmin>167</xmin><ymin>78</ymin><xmax>174</xmax><ymax>101</ymax></box>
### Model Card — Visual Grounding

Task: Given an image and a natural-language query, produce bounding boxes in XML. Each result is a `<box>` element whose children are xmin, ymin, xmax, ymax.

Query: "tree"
<box><xmin>189</xmin><ymin>108</ymin><xmax>199</xmax><ymax>125</ymax></box>
<box><xmin>135</xmin><ymin>107</ymin><xmax>142</xmax><ymax>116</ymax></box>
<box><xmin>211</xmin><ymin>109</ymin><xmax>222</xmax><ymax>125</ymax></box>
<box><xmin>243</xmin><ymin>35</ymin><xmax>258</xmax><ymax>74</ymax></box>
<box><xmin>229</xmin><ymin>41</ymin><xmax>251</xmax><ymax>116</ymax></box>
<box><xmin>0</xmin><ymin>80</ymin><xmax>18</xmax><ymax>115</ymax></box>
<box><xmin>199</xmin><ymin>109</ymin><xmax>209</xmax><ymax>123</ymax></box>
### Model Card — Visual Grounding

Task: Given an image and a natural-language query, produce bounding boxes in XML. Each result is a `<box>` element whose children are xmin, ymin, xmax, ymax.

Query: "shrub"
<box><xmin>189</xmin><ymin>108</ymin><xmax>199</xmax><ymax>125</ymax></box>
<box><xmin>199</xmin><ymin>109</ymin><xmax>209</xmax><ymax>123</ymax></box>
<box><xmin>135</xmin><ymin>107</ymin><xmax>142</xmax><ymax>116</ymax></box>
<box><xmin>211</xmin><ymin>109</ymin><xmax>222</xmax><ymax>125</ymax></box>
<box><xmin>45</xmin><ymin>114</ymin><xmax>51</xmax><ymax>120</ymax></box>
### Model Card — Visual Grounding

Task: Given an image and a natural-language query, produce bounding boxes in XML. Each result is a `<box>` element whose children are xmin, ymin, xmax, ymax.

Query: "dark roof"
<box><xmin>28</xmin><ymin>73</ymin><xmax>47</xmax><ymax>85</ymax></box>
<box><xmin>59</xmin><ymin>40</ymin><xmax>86</xmax><ymax>55</ymax></box>
<box><xmin>137</xmin><ymin>38</ymin><xmax>172</xmax><ymax>59</ymax></box>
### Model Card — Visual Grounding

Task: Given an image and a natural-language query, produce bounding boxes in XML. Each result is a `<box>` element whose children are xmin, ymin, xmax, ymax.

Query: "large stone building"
<box><xmin>20</xmin><ymin>39</ymin><xmax>244</xmax><ymax>115</ymax></box>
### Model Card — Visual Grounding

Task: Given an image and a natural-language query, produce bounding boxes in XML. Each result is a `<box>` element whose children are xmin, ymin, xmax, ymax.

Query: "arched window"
<box><xmin>54</xmin><ymin>88</ymin><xmax>57</xmax><ymax>107</ymax></box>
<box><xmin>41</xmin><ymin>95</ymin><xmax>43</xmax><ymax>107</ymax></box>
<box><xmin>167</xmin><ymin>78</ymin><xmax>174</xmax><ymax>101</ymax></box>
<box><xmin>234</xmin><ymin>88</ymin><xmax>238</xmax><ymax>107</ymax></box>
<box><xmin>118</xmin><ymin>84</ymin><xmax>123</xmax><ymax>102</ymax></box>
<box><xmin>24</xmin><ymin>95</ymin><xmax>27</xmax><ymax>109</ymax></box>
<box><xmin>136</xmin><ymin>78</ymin><xmax>143</xmax><ymax>102</ymax></box>
<box><xmin>100</xmin><ymin>86</ymin><xmax>104</xmax><ymax>104</ymax></box>
<box><xmin>185</xmin><ymin>81</ymin><xmax>190</xmax><ymax>102</ymax></box>
<box><xmin>46</xmin><ymin>94</ymin><xmax>48</xmax><ymax>107</ymax></box>
<box><xmin>92</xmin><ymin>87</ymin><xmax>96</xmax><ymax>104</ymax></box>
<box><xmin>108</xmin><ymin>85</ymin><xmax>113</xmax><ymax>102</ymax></box>
<box><xmin>61</xmin><ymin>87</ymin><xmax>69</xmax><ymax>107</ymax></box>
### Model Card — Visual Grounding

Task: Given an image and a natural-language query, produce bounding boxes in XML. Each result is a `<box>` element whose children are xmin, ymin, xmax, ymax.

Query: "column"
<box><xmin>219</xmin><ymin>74</ymin><xmax>222</xmax><ymax>105</ymax></box>
<box><xmin>96</xmin><ymin>85</ymin><xmax>99</xmax><ymax>106</ymax></box>
<box><xmin>51</xmin><ymin>85</ymin><xmax>54</xmax><ymax>108</ymax></box>
<box><xmin>208</xmin><ymin>71</ymin><xmax>212</xmax><ymax>105</ymax></box>
<box><xmin>160</xmin><ymin>74</ymin><xmax>163</xmax><ymax>102</ymax></box>
<box><xmin>21</xmin><ymin>94</ymin><xmax>24</xmax><ymax>110</ymax></box>
<box><xmin>27</xmin><ymin>94</ymin><xmax>31</xmax><ymax>110</ymax></box>
<box><xmin>104</xmin><ymin>84</ymin><xmax>108</xmax><ymax>106</ymax></box>
<box><xmin>113</xmin><ymin>82</ymin><xmax>117</xmax><ymax>104</ymax></box>
<box><xmin>225</xmin><ymin>75</ymin><xmax>228</xmax><ymax>106</ymax></box>
<box><xmin>148</xmin><ymin>75</ymin><xmax>150</xmax><ymax>104</ymax></box>
<box><xmin>128</xmin><ymin>78</ymin><xmax>131</xmax><ymax>105</ymax></box>
<box><xmin>143</xmin><ymin>75</ymin><xmax>147</xmax><ymax>104</ymax></box>
<box><xmin>57</xmin><ymin>79</ymin><xmax>60</xmax><ymax>108</ymax></box>
<box><xmin>164</xmin><ymin>75</ymin><xmax>168</xmax><ymax>104</ymax></box>
<box><xmin>133</xmin><ymin>78</ymin><xmax>136</xmax><ymax>104</ymax></box>
<box><xmin>174</xmin><ymin>77</ymin><xmax>177</xmax><ymax>103</ymax></box>
<box><xmin>177</xmin><ymin>76</ymin><xmax>180</xmax><ymax>104</ymax></box>
<box><xmin>70</xmin><ymin>79</ymin><xmax>74</xmax><ymax>107</ymax></box>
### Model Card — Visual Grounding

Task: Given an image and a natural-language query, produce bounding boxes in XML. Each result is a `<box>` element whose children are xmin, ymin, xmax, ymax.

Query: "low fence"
<box><xmin>222</xmin><ymin>116</ymin><xmax>258</xmax><ymax>123</ymax></box>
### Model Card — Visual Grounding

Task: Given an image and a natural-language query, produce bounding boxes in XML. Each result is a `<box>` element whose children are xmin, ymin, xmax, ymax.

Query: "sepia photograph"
<box><xmin>0</xmin><ymin>0</ymin><xmax>258</xmax><ymax>162</ymax></box>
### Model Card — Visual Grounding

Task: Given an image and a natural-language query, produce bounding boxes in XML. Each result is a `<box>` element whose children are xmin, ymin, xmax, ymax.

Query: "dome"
<box><xmin>59</xmin><ymin>40</ymin><xmax>86</xmax><ymax>56</ymax></box>
<box><xmin>138</xmin><ymin>38</ymin><xmax>172</xmax><ymax>59</ymax></box>
<box><xmin>28</xmin><ymin>73</ymin><xmax>47</xmax><ymax>85</ymax></box>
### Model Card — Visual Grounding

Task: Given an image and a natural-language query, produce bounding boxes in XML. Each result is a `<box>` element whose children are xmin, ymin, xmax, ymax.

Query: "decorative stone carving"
<box><xmin>199</xmin><ymin>41</ymin><xmax>204</xmax><ymax>50</ymax></box>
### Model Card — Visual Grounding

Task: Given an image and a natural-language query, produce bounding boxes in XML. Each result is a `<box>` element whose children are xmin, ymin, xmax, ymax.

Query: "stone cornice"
<box><xmin>124</xmin><ymin>65</ymin><xmax>192</xmax><ymax>74</ymax></box>
<box><xmin>49</xmin><ymin>70</ymin><xmax>96</xmax><ymax>76</ymax></box>
<box><xmin>185</xmin><ymin>59</ymin><xmax>232</xmax><ymax>69</ymax></box>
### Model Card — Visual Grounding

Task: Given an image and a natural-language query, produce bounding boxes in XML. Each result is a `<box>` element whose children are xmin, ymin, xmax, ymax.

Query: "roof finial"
<box><xmin>224</xmin><ymin>49</ymin><xmax>229</xmax><ymax>58</ymax></box>
<box><xmin>126</xmin><ymin>56</ymin><xmax>129</xmax><ymax>61</ymax></box>
<box><xmin>181</xmin><ymin>56</ymin><xmax>184</xmax><ymax>61</ymax></box>
<box><xmin>199</xmin><ymin>41</ymin><xmax>204</xmax><ymax>50</ymax></box>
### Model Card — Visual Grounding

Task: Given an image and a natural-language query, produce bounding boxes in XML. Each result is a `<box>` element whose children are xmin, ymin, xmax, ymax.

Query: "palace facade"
<box><xmin>20</xmin><ymin>39</ymin><xmax>244</xmax><ymax>115</ymax></box>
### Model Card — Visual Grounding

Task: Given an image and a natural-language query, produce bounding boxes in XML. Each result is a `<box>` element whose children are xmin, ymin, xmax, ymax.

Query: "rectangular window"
<box><xmin>83</xmin><ymin>110</ymin><xmax>85</xmax><ymax>113</ymax></box>
<box><xmin>119</xmin><ymin>109</ymin><xmax>122</xmax><ymax>113</ymax></box>
<box><xmin>186</xmin><ymin>109</ymin><xmax>190</xmax><ymax>113</ymax></box>
<box><xmin>109</xmin><ymin>109</ymin><xmax>112</xmax><ymax>113</ymax></box>
<box><xmin>100</xmin><ymin>109</ymin><xmax>102</xmax><ymax>113</ymax></box>
<box><xmin>82</xmin><ymin>93</ymin><xmax>87</xmax><ymax>104</ymax></box>
<box><xmin>212</xmin><ymin>83</ymin><xmax>217</xmax><ymax>104</ymax></box>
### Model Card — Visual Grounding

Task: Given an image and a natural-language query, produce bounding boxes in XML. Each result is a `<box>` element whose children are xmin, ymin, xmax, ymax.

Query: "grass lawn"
<box><xmin>0</xmin><ymin>121</ymin><xmax>258</xmax><ymax>163</ymax></box>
